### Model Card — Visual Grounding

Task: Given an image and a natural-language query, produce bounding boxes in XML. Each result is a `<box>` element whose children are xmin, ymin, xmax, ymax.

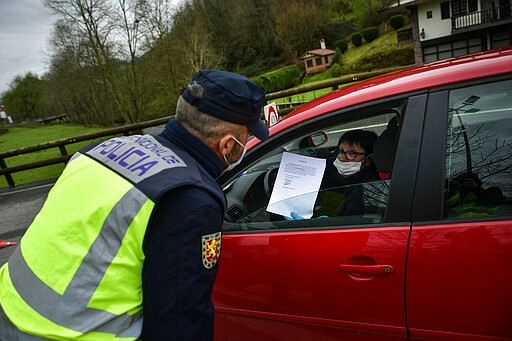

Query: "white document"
<box><xmin>266</xmin><ymin>152</ymin><xmax>326</xmax><ymax>219</ymax></box>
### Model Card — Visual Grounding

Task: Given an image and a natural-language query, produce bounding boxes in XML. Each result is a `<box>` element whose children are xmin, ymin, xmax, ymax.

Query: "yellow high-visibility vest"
<box><xmin>0</xmin><ymin>134</ymin><xmax>225</xmax><ymax>340</ymax></box>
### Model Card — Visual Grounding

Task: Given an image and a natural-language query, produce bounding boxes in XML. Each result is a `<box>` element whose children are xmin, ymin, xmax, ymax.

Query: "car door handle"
<box><xmin>339</xmin><ymin>264</ymin><xmax>394</xmax><ymax>275</ymax></box>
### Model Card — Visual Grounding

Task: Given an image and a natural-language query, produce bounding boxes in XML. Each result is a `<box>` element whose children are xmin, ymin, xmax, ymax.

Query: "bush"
<box><xmin>389</xmin><ymin>15</ymin><xmax>405</xmax><ymax>30</ymax></box>
<box><xmin>351</xmin><ymin>33</ymin><xmax>362</xmax><ymax>47</ymax></box>
<box><xmin>329</xmin><ymin>63</ymin><xmax>342</xmax><ymax>77</ymax></box>
<box><xmin>333</xmin><ymin>48</ymin><xmax>343</xmax><ymax>65</ymax></box>
<box><xmin>334</xmin><ymin>39</ymin><xmax>348</xmax><ymax>53</ymax></box>
<box><xmin>252</xmin><ymin>64</ymin><xmax>302</xmax><ymax>93</ymax></box>
<box><xmin>361</xmin><ymin>27</ymin><xmax>379</xmax><ymax>42</ymax></box>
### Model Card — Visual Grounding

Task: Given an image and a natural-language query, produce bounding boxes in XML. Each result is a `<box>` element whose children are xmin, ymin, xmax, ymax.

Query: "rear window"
<box><xmin>444</xmin><ymin>79</ymin><xmax>512</xmax><ymax>219</ymax></box>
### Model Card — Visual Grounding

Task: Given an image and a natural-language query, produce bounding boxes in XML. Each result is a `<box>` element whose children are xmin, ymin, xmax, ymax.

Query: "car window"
<box><xmin>444</xmin><ymin>79</ymin><xmax>512</xmax><ymax>219</ymax></box>
<box><xmin>223</xmin><ymin>106</ymin><xmax>403</xmax><ymax>232</ymax></box>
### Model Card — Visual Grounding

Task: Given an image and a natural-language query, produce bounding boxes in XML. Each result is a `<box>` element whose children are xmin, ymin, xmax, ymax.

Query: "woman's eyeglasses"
<box><xmin>337</xmin><ymin>150</ymin><xmax>366</xmax><ymax>161</ymax></box>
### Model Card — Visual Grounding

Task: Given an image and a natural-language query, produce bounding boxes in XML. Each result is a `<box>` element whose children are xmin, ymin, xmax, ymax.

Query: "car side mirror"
<box><xmin>309</xmin><ymin>131</ymin><xmax>328</xmax><ymax>147</ymax></box>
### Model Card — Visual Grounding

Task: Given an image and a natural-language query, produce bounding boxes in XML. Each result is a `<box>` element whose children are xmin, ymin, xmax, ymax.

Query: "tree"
<box><xmin>275</xmin><ymin>1</ymin><xmax>328</xmax><ymax>59</ymax></box>
<box><xmin>44</xmin><ymin>0</ymin><xmax>180</xmax><ymax>124</ymax></box>
<box><xmin>348</xmin><ymin>0</ymin><xmax>387</xmax><ymax>28</ymax></box>
<box><xmin>45</xmin><ymin>0</ymin><xmax>128</xmax><ymax>123</ymax></box>
<box><xmin>39</xmin><ymin>0</ymin><xmax>394</xmax><ymax>127</ymax></box>
<box><xmin>171</xmin><ymin>2</ymin><xmax>225</xmax><ymax>74</ymax></box>
<box><xmin>133</xmin><ymin>0</ymin><xmax>181</xmax><ymax>119</ymax></box>
<box><xmin>46</xmin><ymin>20</ymin><xmax>117</xmax><ymax>125</ymax></box>
<box><xmin>2</xmin><ymin>73</ymin><xmax>48</xmax><ymax>122</ymax></box>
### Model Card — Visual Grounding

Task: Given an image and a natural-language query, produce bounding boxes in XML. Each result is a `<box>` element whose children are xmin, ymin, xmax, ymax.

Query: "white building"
<box><xmin>0</xmin><ymin>105</ymin><xmax>13</xmax><ymax>124</ymax></box>
<box><xmin>387</xmin><ymin>0</ymin><xmax>512</xmax><ymax>63</ymax></box>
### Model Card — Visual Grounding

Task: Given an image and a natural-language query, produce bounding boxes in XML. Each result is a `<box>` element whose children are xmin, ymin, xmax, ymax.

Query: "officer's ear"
<box><xmin>217</xmin><ymin>134</ymin><xmax>235</xmax><ymax>158</ymax></box>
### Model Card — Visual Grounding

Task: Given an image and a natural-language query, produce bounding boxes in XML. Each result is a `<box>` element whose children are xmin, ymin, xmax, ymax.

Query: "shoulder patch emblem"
<box><xmin>202</xmin><ymin>232</ymin><xmax>222</xmax><ymax>269</ymax></box>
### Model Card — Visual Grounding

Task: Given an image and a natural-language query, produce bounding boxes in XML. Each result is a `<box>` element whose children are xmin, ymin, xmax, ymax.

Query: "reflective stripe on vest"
<box><xmin>6</xmin><ymin>186</ymin><xmax>146</xmax><ymax>338</ymax></box>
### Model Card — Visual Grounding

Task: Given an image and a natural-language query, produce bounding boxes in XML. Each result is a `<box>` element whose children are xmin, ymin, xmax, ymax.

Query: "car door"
<box><xmin>213</xmin><ymin>95</ymin><xmax>428</xmax><ymax>340</ymax></box>
<box><xmin>407</xmin><ymin>77</ymin><xmax>512</xmax><ymax>340</ymax></box>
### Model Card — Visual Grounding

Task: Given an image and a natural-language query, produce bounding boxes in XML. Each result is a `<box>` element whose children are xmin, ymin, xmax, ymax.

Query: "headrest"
<box><xmin>373</xmin><ymin>120</ymin><xmax>399</xmax><ymax>174</ymax></box>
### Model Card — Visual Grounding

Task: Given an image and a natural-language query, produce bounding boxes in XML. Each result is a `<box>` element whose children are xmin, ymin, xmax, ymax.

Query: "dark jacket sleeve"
<box><xmin>336</xmin><ymin>185</ymin><xmax>365</xmax><ymax>216</ymax></box>
<box><xmin>141</xmin><ymin>185</ymin><xmax>224</xmax><ymax>341</ymax></box>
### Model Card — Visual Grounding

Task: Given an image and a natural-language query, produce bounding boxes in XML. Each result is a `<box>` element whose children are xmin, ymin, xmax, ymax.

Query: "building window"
<box><xmin>324</xmin><ymin>56</ymin><xmax>329</xmax><ymax>64</ymax></box>
<box><xmin>315</xmin><ymin>57</ymin><xmax>323</xmax><ymax>66</ymax></box>
<box><xmin>468</xmin><ymin>0</ymin><xmax>478</xmax><ymax>12</ymax></box>
<box><xmin>438</xmin><ymin>42</ymin><xmax>452</xmax><ymax>60</ymax></box>
<box><xmin>441</xmin><ymin>1</ymin><xmax>450</xmax><ymax>19</ymax></box>
<box><xmin>306</xmin><ymin>59</ymin><xmax>313</xmax><ymax>68</ymax></box>
<box><xmin>427</xmin><ymin>10</ymin><xmax>433</xmax><ymax>18</ymax></box>
<box><xmin>451</xmin><ymin>0</ymin><xmax>467</xmax><ymax>16</ymax></box>
<box><xmin>450</xmin><ymin>0</ymin><xmax>478</xmax><ymax>15</ymax></box>
<box><xmin>491</xmin><ymin>30</ymin><xmax>512</xmax><ymax>49</ymax></box>
<box><xmin>423</xmin><ymin>36</ymin><xmax>484</xmax><ymax>63</ymax></box>
<box><xmin>453</xmin><ymin>40</ymin><xmax>468</xmax><ymax>56</ymax></box>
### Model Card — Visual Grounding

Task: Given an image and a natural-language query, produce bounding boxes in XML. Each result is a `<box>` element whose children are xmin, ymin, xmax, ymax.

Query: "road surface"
<box><xmin>0</xmin><ymin>180</ymin><xmax>53</xmax><ymax>265</ymax></box>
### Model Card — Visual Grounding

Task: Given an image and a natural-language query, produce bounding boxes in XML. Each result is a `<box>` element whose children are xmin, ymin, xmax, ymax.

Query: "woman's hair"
<box><xmin>175</xmin><ymin>82</ymin><xmax>245</xmax><ymax>145</ymax></box>
<box><xmin>338</xmin><ymin>129</ymin><xmax>378</xmax><ymax>154</ymax></box>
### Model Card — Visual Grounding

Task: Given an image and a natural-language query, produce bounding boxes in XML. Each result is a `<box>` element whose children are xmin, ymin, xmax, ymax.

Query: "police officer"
<box><xmin>0</xmin><ymin>69</ymin><xmax>268</xmax><ymax>340</ymax></box>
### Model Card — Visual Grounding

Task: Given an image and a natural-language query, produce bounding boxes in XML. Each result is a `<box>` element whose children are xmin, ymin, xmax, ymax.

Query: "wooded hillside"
<box><xmin>1</xmin><ymin>0</ymin><xmax>407</xmax><ymax>125</ymax></box>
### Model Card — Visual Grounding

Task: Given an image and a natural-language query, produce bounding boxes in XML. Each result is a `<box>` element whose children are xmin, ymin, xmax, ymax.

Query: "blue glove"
<box><xmin>284</xmin><ymin>212</ymin><xmax>304</xmax><ymax>220</ymax></box>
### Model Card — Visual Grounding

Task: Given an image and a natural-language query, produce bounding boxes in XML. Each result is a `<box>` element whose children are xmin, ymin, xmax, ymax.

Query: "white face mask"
<box><xmin>333</xmin><ymin>158</ymin><xmax>361</xmax><ymax>177</ymax></box>
<box><xmin>224</xmin><ymin>136</ymin><xmax>246</xmax><ymax>171</ymax></box>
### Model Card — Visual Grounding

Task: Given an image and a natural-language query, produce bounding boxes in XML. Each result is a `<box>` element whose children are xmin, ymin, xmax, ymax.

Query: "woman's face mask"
<box><xmin>333</xmin><ymin>158</ymin><xmax>362</xmax><ymax>176</ymax></box>
<box><xmin>224</xmin><ymin>136</ymin><xmax>247</xmax><ymax>171</ymax></box>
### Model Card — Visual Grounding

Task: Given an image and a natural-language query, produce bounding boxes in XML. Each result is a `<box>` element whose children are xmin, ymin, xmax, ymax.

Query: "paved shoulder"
<box><xmin>0</xmin><ymin>180</ymin><xmax>54</xmax><ymax>265</ymax></box>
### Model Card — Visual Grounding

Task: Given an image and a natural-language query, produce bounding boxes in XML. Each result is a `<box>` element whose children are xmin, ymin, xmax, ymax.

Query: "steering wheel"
<box><xmin>263</xmin><ymin>166</ymin><xmax>279</xmax><ymax>199</ymax></box>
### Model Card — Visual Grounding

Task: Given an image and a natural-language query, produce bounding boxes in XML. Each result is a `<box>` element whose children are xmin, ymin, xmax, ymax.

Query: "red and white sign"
<box><xmin>264</xmin><ymin>102</ymin><xmax>279</xmax><ymax>127</ymax></box>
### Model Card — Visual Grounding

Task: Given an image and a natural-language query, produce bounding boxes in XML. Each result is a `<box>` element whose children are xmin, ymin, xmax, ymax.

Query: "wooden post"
<box><xmin>0</xmin><ymin>157</ymin><xmax>15</xmax><ymax>187</ymax></box>
<box><xmin>58</xmin><ymin>145</ymin><xmax>68</xmax><ymax>165</ymax></box>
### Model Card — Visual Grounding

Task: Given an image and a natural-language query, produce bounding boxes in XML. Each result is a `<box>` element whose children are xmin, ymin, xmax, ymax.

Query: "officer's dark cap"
<box><xmin>181</xmin><ymin>69</ymin><xmax>269</xmax><ymax>141</ymax></box>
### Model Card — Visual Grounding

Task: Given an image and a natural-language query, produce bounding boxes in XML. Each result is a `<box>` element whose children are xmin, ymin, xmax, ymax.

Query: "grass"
<box><xmin>341</xmin><ymin>28</ymin><xmax>414</xmax><ymax>73</ymax></box>
<box><xmin>0</xmin><ymin>124</ymin><xmax>104</xmax><ymax>188</ymax></box>
<box><xmin>272</xmin><ymin>87</ymin><xmax>334</xmax><ymax>105</ymax></box>
<box><xmin>272</xmin><ymin>82</ymin><xmax>355</xmax><ymax>106</ymax></box>
<box><xmin>273</xmin><ymin>29</ymin><xmax>413</xmax><ymax>105</ymax></box>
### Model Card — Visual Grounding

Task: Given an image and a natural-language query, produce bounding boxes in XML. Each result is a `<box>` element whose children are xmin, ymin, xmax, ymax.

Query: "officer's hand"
<box><xmin>284</xmin><ymin>212</ymin><xmax>304</xmax><ymax>220</ymax></box>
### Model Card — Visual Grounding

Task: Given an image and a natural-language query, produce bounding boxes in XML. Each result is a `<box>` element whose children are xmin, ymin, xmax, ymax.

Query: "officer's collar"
<box><xmin>159</xmin><ymin>120</ymin><xmax>225</xmax><ymax>178</ymax></box>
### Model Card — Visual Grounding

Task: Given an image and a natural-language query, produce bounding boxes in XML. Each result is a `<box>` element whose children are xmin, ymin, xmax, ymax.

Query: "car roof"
<box><xmin>258</xmin><ymin>47</ymin><xmax>512</xmax><ymax>145</ymax></box>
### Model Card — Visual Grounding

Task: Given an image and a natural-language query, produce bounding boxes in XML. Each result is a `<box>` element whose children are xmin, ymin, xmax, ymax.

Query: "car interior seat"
<box><xmin>373</xmin><ymin>116</ymin><xmax>399</xmax><ymax>180</ymax></box>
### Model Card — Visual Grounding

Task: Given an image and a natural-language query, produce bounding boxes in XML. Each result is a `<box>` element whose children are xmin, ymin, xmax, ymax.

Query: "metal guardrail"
<box><xmin>0</xmin><ymin>66</ymin><xmax>410</xmax><ymax>188</ymax></box>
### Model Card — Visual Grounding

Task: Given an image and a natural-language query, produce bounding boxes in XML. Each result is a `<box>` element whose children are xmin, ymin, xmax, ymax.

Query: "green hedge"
<box><xmin>362</xmin><ymin>27</ymin><xmax>379</xmax><ymax>42</ymax></box>
<box><xmin>351</xmin><ymin>33</ymin><xmax>362</xmax><ymax>47</ymax></box>
<box><xmin>389</xmin><ymin>15</ymin><xmax>405</xmax><ymax>30</ymax></box>
<box><xmin>334</xmin><ymin>39</ymin><xmax>348</xmax><ymax>53</ymax></box>
<box><xmin>252</xmin><ymin>64</ymin><xmax>302</xmax><ymax>93</ymax></box>
<box><xmin>330</xmin><ymin>63</ymin><xmax>342</xmax><ymax>77</ymax></box>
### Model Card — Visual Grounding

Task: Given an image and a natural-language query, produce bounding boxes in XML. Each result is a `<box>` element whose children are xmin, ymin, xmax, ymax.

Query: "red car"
<box><xmin>213</xmin><ymin>48</ymin><xmax>512</xmax><ymax>340</ymax></box>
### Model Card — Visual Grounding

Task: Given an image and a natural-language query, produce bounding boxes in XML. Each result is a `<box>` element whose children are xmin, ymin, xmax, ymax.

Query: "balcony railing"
<box><xmin>452</xmin><ymin>5</ymin><xmax>512</xmax><ymax>30</ymax></box>
<box><xmin>397</xmin><ymin>28</ymin><xmax>413</xmax><ymax>45</ymax></box>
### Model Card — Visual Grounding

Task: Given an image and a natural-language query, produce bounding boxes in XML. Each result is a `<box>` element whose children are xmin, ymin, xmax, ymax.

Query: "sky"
<box><xmin>0</xmin><ymin>0</ymin><xmax>55</xmax><ymax>96</ymax></box>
